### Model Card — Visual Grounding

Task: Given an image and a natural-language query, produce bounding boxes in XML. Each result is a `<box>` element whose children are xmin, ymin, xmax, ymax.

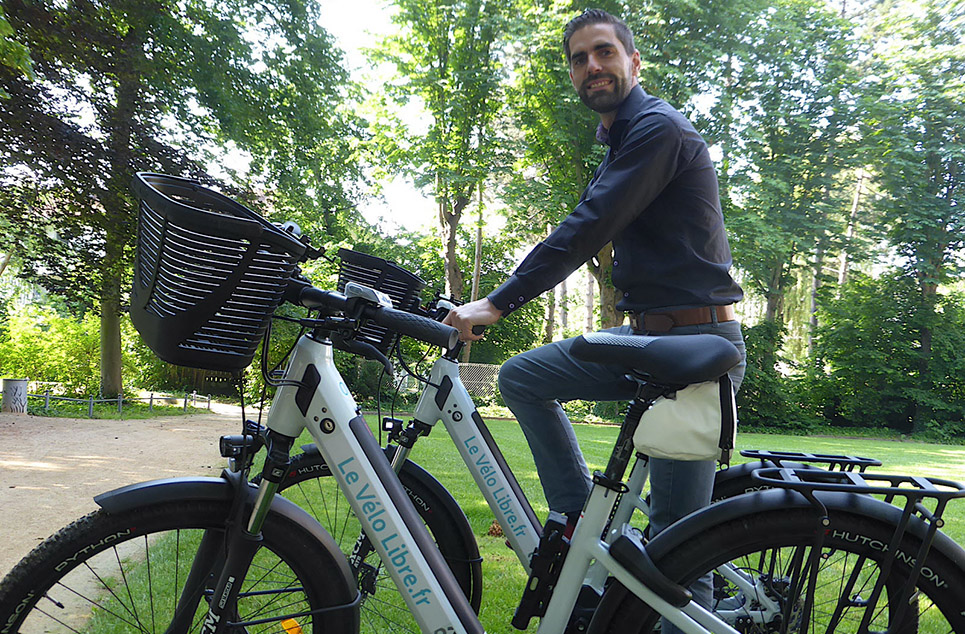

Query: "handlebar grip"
<box><xmin>292</xmin><ymin>282</ymin><xmax>457</xmax><ymax>348</ymax></box>
<box><xmin>296</xmin><ymin>286</ymin><xmax>347</xmax><ymax>311</ymax></box>
<box><xmin>370</xmin><ymin>306</ymin><xmax>460</xmax><ymax>349</ymax></box>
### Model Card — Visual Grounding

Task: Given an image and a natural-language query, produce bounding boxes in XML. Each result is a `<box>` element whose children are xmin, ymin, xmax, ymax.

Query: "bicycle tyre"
<box><xmin>591</xmin><ymin>492</ymin><xmax>965</xmax><ymax>634</ymax></box>
<box><xmin>272</xmin><ymin>445</ymin><xmax>482</xmax><ymax>634</ymax></box>
<box><xmin>0</xmin><ymin>499</ymin><xmax>359</xmax><ymax>634</ymax></box>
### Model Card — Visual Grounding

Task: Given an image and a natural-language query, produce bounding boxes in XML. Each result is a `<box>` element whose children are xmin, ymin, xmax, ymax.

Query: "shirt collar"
<box><xmin>598</xmin><ymin>84</ymin><xmax>647</xmax><ymax>148</ymax></box>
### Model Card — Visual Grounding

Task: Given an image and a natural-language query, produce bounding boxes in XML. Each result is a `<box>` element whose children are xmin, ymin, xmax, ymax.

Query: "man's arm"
<box><xmin>442</xmin><ymin>297</ymin><xmax>503</xmax><ymax>342</ymax></box>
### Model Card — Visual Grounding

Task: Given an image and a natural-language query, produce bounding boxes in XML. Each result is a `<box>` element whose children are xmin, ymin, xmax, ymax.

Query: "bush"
<box><xmin>804</xmin><ymin>272</ymin><xmax>965</xmax><ymax>436</ymax></box>
<box><xmin>736</xmin><ymin>320</ymin><xmax>812</xmax><ymax>432</ymax></box>
<box><xmin>0</xmin><ymin>304</ymin><xmax>99</xmax><ymax>395</ymax></box>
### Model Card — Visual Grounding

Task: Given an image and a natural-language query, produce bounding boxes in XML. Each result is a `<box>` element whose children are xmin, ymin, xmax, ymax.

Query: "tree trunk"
<box><xmin>461</xmin><ymin>186</ymin><xmax>484</xmax><ymax>363</ymax></box>
<box><xmin>559</xmin><ymin>277</ymin><xmax>568</xmax><ymax>334</ymax></box>
<box><xmin>809</xmin><ymin>245</ymin><xmax>823</xmax><ymax>353</ymax></box>
<box><xmin>764</xmin><ymin>262</ymin><xmax>786</xmax><ymax>324</ymax></box>
<box><xmin>439</xmin><ymin>196</ymin><xmax>465</xmax><ymax>301</ymax></box>
<box><xmin>587</xmin><ymin>245</ymin><xmax>623</xmax><ymax>328</ymax></box>
<box><xmin>912</xmin><ymin>283</ymin><xmax>937</xmax><ymax>434</ymax></box>
<box><xmin>0</xmin><ymin>252</ymin><xmax>12</xmax><ymax>278</ymax></box>
<box><xmin>543</xmin><ymin>286</ymin><xmax>556</xmax><ymax>344</ymax></box>
<box><xmin>838</xmin><ymin>170</ymin><xmax>864</xmax><ymax>287</ymax></box>
<box><xmin>99</xmin><ymin>295</ymin><xmax>123</xmax><ymax>398</ymax></box>
<box><xmin>98</xmin><ymin>26</ymin><xmax>144</xmax><ymax>398</ymax></box>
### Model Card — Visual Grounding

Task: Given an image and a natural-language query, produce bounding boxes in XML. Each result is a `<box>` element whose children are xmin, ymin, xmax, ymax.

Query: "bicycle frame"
<box><xmin>262</xmin><ymin>330</ymin><xmax>742</xmax><ymax>634</ymax></box>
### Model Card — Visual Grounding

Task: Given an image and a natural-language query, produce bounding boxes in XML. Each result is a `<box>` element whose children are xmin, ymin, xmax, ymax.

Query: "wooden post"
<box><xmin>117</xmin><ymin>394</ymin><xmax>123</xmax><ymax>415</ymax></box>
<box><xmin>44</xmin><ymin>389</ymin><xmax>51</xmax><ymax>411</ymax></box>
<box><xmin>149</xmin><ymin>392</ymin><xmax>154</xmax><ymax>412</ymax></box>
<box><xmin>1</xmin><ymin>378</ymin><xmax>28</xmax><ymax>414</ymax></box>
<box><xmin>88</xmin><ymin>396</ymin><xmax>94</xmax><ymax>418</ymax></box>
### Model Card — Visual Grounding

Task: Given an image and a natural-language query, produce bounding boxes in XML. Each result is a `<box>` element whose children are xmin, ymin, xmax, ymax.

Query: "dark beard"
<box><xmin>578</xmin><ymin>74</ymin><xmax>629</xmax><ymax>113</ymax></box>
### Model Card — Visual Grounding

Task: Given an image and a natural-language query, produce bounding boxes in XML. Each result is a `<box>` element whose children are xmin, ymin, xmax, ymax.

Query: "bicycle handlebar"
<box><xmin>295</xmin><ymin>284</ymin><xmax>459</xmax><ymax>350</ymax></box>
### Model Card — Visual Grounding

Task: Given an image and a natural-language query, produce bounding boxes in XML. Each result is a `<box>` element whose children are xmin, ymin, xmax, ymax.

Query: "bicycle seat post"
<box><xmin>596</xmin><ymin>378</ymin><xmax>669</xmax><ymax>490</ymax></box>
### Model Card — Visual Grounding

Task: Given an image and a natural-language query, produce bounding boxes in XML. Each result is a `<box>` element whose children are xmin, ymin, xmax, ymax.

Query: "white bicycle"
<box><xmin>1</xmin><ymin>173</ymin><xmax>963</xmax><ymax>634</ymax></box>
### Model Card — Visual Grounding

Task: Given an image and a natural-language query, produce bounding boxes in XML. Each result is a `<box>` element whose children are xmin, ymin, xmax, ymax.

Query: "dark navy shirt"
<box><xmin>488</xmin><ymin>85</ymin><xmax>742</xmax><ymax>314</ymax></box>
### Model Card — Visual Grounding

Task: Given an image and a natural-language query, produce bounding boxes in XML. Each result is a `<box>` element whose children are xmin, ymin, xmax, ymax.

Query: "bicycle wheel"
<box><xmin>0</xmin><ymin>499</ymin><xmax>358</xmax><ymax>633</ymax></box>
<box><xmin>274</xmin><ymin>446</ymin><xmax>482</xmax><ymax>634</ymax></box>
<box><xmin>591</xmin><ymin>499</ymin><xmax>965</xmax><ymax>634</ymax></box>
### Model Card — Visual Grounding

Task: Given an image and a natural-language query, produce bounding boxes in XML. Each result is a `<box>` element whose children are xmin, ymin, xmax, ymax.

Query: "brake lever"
<box><xmin>331</xmin><ymin>333</ymin><xmax>394</xmax><ymax>375</ymax></box>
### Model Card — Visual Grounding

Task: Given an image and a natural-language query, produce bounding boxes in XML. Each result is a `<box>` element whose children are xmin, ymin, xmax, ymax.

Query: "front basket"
<box><xmin>130</xmin><ymin>173</ymin><xmax>309</xmax><ymax>373</ymax></box>
<box><xmin>336</xmin><ymin>248</ymin><xmax>426</xmax><ymax>353</ymax></box>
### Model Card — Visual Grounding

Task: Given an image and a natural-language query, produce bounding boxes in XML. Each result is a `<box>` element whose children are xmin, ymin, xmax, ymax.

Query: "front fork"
<box><xmin>170</xmin><ymin>432</ymin><xmax>296</xmax><ymax>634</ymax></box>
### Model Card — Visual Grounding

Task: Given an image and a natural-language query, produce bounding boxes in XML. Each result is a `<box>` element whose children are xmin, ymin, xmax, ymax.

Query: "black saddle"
<box><xmin>570</xmin><ymin>332</ymin><xmax>740</xmax><ymax>386</ymax></box>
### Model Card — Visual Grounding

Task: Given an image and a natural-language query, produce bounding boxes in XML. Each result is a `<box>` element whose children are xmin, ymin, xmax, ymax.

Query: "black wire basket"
<box><xmin>130</xmin><ymin>173</ymin><xmax>310</xmax><ymax>373</ymax></box>
<box><xmin>336</xmin><ymin>248</ymin><xmax>426</xmax><ymax>353</ymax></box>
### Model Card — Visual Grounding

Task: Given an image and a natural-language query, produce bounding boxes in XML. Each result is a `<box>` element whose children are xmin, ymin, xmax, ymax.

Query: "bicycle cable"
<box><xmin>392</xmin><ymin>337</ymin><xmax>437</xmax><ymax>387</ymax></box>
<box><xmin>260</xmin><ymin>312</ymin><xmax>312</xmax><ymax>389</ymax></box>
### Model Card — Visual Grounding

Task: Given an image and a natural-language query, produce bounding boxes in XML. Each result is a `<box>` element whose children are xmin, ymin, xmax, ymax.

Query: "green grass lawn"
<box><xmin>357</xmin><ymin>416</ymin><xmax>965</xmax><ymax>633</ymax></box>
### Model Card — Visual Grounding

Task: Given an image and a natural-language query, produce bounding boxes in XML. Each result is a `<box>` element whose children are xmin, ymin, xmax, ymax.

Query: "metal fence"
<box><xmin>460</xmin><ymin>363</ymin><xmax>500</xmax><ymax>400</ymax></box>
<box><xmin>27</xmin><ymin>389</ymin><xmax>212</xmax><ymax>418</ymax></box>
<box><xmin>389</xmin><ymin>363</ymin><xmax>501</xmax><ymax>401</ymax></box>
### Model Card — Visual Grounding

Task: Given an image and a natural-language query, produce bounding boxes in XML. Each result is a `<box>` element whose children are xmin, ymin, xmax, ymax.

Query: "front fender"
<box><xmin>94</xmin><ymin>475</ymin><xmax>238</xmax><ymax>511</ymax></box>
<box><xmin>93</xmin><ymin>471</ymin><xmax>350</xmax><ymax>575</ymax></box>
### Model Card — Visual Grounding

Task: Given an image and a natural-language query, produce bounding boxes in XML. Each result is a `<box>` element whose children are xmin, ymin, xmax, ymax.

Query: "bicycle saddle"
<box><xmin>570</xmin><ymin>332</ymin><xmax>741</xmax><ymax>386</ymax></box>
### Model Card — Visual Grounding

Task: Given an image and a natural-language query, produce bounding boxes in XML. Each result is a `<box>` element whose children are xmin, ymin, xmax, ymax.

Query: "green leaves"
<box><xmin>371</xmin><ymin>0</ymin><xmax>508</xmax><ymax>299</ymax></box>
<box><xmin>0</xmin><ymin>5</ymin><xmax>33</xmax><ymax>98</ymax></box>
<box><xmin>862</xmin><ymin>0</ymin><xmax>965</xmax><ymax>293</ymax></box>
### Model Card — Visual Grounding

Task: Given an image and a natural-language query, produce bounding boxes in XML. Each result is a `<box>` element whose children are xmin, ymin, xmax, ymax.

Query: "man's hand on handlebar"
<box><xmin>442</xmin><ymin>298</ymin><xmax>503</xmax><ymax>342</ymax></box>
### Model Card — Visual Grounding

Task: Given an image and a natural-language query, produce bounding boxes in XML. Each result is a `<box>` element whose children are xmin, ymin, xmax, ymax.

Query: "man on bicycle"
<box><xmin>444</xmin><ymin>7</ymin><xmax>746</xmax><ymax>612</ymax></box>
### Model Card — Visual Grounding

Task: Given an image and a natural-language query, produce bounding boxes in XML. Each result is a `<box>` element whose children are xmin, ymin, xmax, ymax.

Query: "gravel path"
<box><xmin>0</xmin><ymin>407</ymin><xmax>247</xmax><ymax>577</ymax></box>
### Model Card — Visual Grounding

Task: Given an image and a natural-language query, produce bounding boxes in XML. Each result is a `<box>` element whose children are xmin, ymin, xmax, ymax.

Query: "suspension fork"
<box><xmin>168</xmin><ymin>433</ymin><xmax>296</xmax><ymax>634</ymax></box>
<box><xmin>163</xmin><ymin>470</ymin><xmax>263</xmax><ymax>634</ymax></box>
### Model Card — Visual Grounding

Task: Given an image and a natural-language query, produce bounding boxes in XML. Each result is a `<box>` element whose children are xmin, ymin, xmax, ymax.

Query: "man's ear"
<box><xmin>631</xmin><ymin>50</ymin><xmax>641</xmax><ymax>76</ymax></box>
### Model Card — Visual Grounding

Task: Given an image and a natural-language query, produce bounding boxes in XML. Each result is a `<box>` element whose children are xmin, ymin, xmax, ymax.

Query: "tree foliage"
<box><xmin>722</xmin><ymin>0</ymin><xmax>860</xmax><ymax>323</ymax></box>
<box><xmin>0</xmin><ymin>4</ymin><xmax>32</xmax><ymax>97</ymax></box>
<box><xmin>499</xmin><ymin>0</ymin><xmax>616</xmax><ymax>327</ymax></box>
<box><xmin>0</xmin><ymin>0</ymin><xmax>363</xmax><ymax>396</ymax></box>
<box><xmin>4</xmin><ymin>0</ymin><xmax>965</xmax><ymax>440</ymax></box>
<box><xmin>856</xmin><ymin>0</ymin><xmax>965</xmax><ymax>431</ymax></box>
<box><xmin>371</xmin><ymin>0</ymin><xmax>507</xmax><ymax>301</ymax></box>
<box><xmin>0</xmin><ymin>304</ymin><xmax>100</xmax><ymax>395</ymax></box>
<box><xmin>805</xmin><ymin>272</ymin><xmax>965</xmax><ymax>438</ymax></box>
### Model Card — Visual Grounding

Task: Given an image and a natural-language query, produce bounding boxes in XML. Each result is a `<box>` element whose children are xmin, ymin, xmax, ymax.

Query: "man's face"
<box><xmin>568</xmin><ymin>23</ymin><xmax>640</xmax><ymax>115</ymax></box>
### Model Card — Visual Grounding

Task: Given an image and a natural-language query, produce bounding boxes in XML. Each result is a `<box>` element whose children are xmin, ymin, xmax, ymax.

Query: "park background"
<box><xmin>1</xmin><ymin>0</ymin><xmax>964</xmax><ymax>442</ymax></box>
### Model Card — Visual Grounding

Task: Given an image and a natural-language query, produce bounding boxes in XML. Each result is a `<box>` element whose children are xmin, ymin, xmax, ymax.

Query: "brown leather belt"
<box><xmin>628</xmin><ymin>305</ymin><xmax>736</xmax><ymax>333</ymax></box>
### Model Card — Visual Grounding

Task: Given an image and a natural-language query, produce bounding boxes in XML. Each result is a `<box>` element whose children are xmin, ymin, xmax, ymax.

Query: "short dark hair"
<box><xmin>563</xmin><ymin>9</ymin><xmax>635</xmax><ymax>62</ymax></box>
